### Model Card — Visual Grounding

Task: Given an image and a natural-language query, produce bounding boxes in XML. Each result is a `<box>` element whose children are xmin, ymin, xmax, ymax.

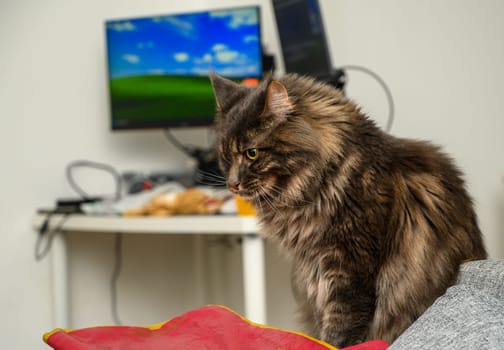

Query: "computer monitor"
<box><xmin>105</xmin><ymin>6</ymin><xmax>263</xmax><ymax>130</ymax></box>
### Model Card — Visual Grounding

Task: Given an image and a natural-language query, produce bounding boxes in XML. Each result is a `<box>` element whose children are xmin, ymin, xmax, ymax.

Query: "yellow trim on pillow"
<box><xmin>213</xmin><ymin>305</ymin><xmax>339</xmax><ymax>350</ymax></box>
<box><xmin>145</xmin><ymin>321</ymin><xmax>166</xmax><ymax>330</ymax></box>
<box><xmin>43</xmin><ymin>328</ymin><xmax>71</xmax><ymax>343</ymax></box>
<box><xmin>43</xmin><ymin>321</ymin><xmax>165</xmax><ymax>343</ymax></box>
<box><xmin>43</xmin><ymin>319</ymin><xmax>167</xmax><ymax>343</ymax></box>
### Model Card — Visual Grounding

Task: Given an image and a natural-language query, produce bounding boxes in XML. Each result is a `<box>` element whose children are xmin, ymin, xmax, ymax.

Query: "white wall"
<box><xmin>1</xmin><ymin>1</ymin><xmax>503</xmax><ymax>349</ymax></box>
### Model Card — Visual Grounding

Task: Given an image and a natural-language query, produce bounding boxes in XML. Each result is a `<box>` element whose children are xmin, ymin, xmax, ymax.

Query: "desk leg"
<box><xmin>50</xmin><ymin>233</ymin><xmax>69</xmax><ymax>328</ymax></box>
<box><xmin>242</xmin><ymin>234</ymin><xmax>267</xmax><ymax>324</ymax></box>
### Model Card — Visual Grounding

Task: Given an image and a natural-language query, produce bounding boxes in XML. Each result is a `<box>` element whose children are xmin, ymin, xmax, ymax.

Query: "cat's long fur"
<box><xmin>210</xmin><ymin>72</ymin><xmax>487</xmax><ymax>347</ymax></box>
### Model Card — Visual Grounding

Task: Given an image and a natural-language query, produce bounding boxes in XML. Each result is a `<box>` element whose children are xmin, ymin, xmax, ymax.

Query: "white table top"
<box><xmin>33</xmin><ymin>213</ymin><xmax>259</xmax><ymax>235</ymax></box>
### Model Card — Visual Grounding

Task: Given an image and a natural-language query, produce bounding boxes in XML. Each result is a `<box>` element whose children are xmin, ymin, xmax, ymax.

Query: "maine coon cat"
<box><xmin>209</xmin><ymin>72</ymin><xmax>487</xmax><ymax>347</ymax></box>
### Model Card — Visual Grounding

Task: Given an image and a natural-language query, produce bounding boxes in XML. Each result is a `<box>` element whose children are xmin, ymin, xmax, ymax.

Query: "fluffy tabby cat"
<box><xmin>209</xmin><ymin>72</ymin><xmax>487</xmax><ymax>347</ymax></box>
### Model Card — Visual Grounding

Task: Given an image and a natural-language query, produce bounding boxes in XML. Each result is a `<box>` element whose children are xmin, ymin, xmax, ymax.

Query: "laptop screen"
<box><xmin>272</xmin><ymin>0</ymin><xmax>333</xmax><ymax>79</ymax></box>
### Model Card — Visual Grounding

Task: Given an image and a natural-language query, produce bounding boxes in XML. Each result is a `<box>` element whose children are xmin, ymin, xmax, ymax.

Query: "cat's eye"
<box><xmin>245</xmin><ymin>148</ymin><xmax>259</xmax><ymax>160</ymax></box>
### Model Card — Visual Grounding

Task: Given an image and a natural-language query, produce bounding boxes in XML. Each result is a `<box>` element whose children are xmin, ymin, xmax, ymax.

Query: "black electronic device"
<box><xmin>272</xmin><ymin>0</ymin><xmax>345</xmax><ymax>90</ymax></box>
<box><xmin>105</xmin><ymin>6</ymin><xmax>263</xmax><ymax>130</ymax></box>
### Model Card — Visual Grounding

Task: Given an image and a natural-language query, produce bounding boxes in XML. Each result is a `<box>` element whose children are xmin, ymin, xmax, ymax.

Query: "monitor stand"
<box><xmin>321</xmin><ymin>68</ymin><xmax>346</xmax><ymax>91</ymax></box>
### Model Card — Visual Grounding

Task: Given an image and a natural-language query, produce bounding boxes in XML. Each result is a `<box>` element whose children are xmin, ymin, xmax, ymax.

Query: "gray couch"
<box><xmin>389</xmin><ymin>259</ymin><xmax>504</xmax><ymax>349</ymax></box>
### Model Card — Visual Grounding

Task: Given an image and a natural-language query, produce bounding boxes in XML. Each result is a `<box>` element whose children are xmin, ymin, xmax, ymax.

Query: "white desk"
<box><xmin>32</xmin><ymin>214</ymin><xmax>265</xmax><ymax>327</ymax></box>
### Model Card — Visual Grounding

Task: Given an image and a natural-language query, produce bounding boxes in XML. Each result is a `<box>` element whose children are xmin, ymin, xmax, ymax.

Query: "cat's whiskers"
<box><xmin>257</xmin><ymin>184</ymin><xmax>299</xmax><ymax>210</ymax></box>
<box><xmin>197</xmin><ymin>169</ymin><xmax>226</xmax><ymax>181</ymax></box>
<box><xmin>256</xmin><ymin>185</ymin><xmax>280</xmax><ymax>216</ymax></box>
<box><xmin>267</xmin><ymin>183</ymin><xmax>314</xmax><ymax>209</ymax></box>
<box><xmin>253</xmin><ymin>188</ymin><xmax>266</xmax><ymax>216</ymax></box>
<box><xmin>257</xmin><ymin>185</ymin><xmax>297</xmax><ymax>223</ymax></box>
<box><xmin>193</xmin><ymin>169</ymin><xmax>227</xmax><ymax>186</ymax></box>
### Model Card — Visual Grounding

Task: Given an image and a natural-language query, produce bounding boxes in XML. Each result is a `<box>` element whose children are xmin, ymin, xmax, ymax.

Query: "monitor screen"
<box><xmin>272</xmin><ymin>0</ymin><xmax>331</xmax><ymax>79</ymax></box>
<box><xmin>105</xmin><ymin>6</ymin><xmax>262</xmax><ymax>130</ymax></box>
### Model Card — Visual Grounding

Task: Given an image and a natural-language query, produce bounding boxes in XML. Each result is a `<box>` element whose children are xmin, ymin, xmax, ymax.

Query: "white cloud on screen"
<box><xmin>108</xmin><ymin>21</ymin><xmax>136</xmax><ymax>32</ymax></box>
<box><xmin>209</xmin><ymin>9</ymin><xmax>258</xmax><ymax>29</ymax></box>
<box><xmin>122</xmin><ymin>54</ymin><xmax>140</xmax><ymax>64</ymax></box>
<box><xmin>149</xmin><ymin>69</ymin><xmax>164</xmax><ymax>75</ymax></box>
<box><xmin>153</xmin><ymin>16</ymin><xmax>196</xmax><ymax>40</ymax></box>
<box><xmin>174</xmin><ymin>52</ymin><xmax>190</xmax><ymax>62</ymax></box>
<box><xmin>215</xmin><ymin>50</ymin><xmax>239</xmax><ymax>63</ymax></box>
<box><xmin>194</xmin><ymin>54</ymin><xmax>213</xmax><ymax>64</ymax></box>
<box><xmin>244</xmin><ymin>35</ymin><xmax>258</xmax><ymax>43</ymax></box>
<box><xmin>211</xmin><ymin>44</ymin><xmax>228</xmax><ymax>52</ymax></box>
<box><xmin>218</xmin><ymin>64</ymin><xmax>259</xmax><ymax>77</ymax></box>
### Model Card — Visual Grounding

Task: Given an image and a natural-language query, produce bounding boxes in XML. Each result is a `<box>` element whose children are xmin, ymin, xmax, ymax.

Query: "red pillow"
<box><xmin>44</xmin><ymin>305</ymin><xmax>388</xmax><ymax>350</ymax></box>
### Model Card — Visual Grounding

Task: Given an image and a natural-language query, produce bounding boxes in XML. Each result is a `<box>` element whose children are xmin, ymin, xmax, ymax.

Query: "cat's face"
<box><xmin>210</xmin><ymin>73</ymin><xmax>321</xmax><ymax>203</ymax></box>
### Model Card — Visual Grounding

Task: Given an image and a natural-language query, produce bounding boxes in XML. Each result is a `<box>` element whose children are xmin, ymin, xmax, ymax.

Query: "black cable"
<box><xmin>66</xmin><ymin>160</ymin><xmax>122</xmax><ymax>201</ymax></box>
<box><xmin>35</xmin><ymin>213</ymin><xmax>70</xmax><ymax>261</ymax></box>
<box><xmin>36</xmin><ymin>215</ymin><xmax>125</xmax><ymax>324</ymax></box>
<box><xmin>65</xmin><ymin>160</ymin><xmax>124</xmax><ymax>324</ymax></box>
<box><xmin>163</xmin><ymin>129</ymin><xmax>226</xmax><ymax>187</ymax></box>
<box><xmin>110</xmin><ymin>233</ymin><xmax>123</xmax><ymax>325</ymax></box>
<box><xmin>163</xmin><ymin>129</ymin><xmax>196</xmax><ymax>157</ymax></box>
<box><xmin>339</xmin><ymin>65</ymin><xmax>395</xmax><ymax>132</ymax></box>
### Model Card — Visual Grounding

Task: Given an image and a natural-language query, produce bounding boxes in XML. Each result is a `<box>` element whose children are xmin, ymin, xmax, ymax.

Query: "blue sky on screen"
<box><xmin>106</xmin><ymin>7</ymin><xmax>261</xmax><ymax>79</ymax></box>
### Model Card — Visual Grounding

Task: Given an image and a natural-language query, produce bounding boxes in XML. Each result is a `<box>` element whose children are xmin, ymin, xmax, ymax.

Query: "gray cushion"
<box><xmin>458</xmin><ymin>259</ymin><xmax>504</xmax><ymax>300</ymax></box>
<box><xmin>389</xmin><ymin>260</ymin><xmax>504</xmax><ymax>350</ymax></box>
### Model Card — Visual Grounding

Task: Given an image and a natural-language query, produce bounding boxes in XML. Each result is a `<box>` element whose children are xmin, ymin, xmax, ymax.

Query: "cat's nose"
<box><xmin>228</xmin><ymin>181</ymin><xmax>240</xmax><ymax>192</ymax></box>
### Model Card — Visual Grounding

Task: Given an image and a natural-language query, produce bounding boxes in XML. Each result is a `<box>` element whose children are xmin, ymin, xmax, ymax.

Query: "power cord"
<box><xmin>66</xmin><ymin>160</ymin><xmax>123</xmax><ymax>201</ymax></box>
<box><xmin>37</xmin><ymin>160</ymin><xmax>126</xmax><ymax>325</ymax></box>
<box><xmin>35</xmin><ymin>212</ymin><xmax>70</xmax><ymax>261</ymax></box>
<box><xmin>339</xmin><ymin>64</ymin><xmax>395</xmax><ymax>132</ymax></box>
<box><xmin>66</xmin><ymin>160</ymin><xmax>125</xmax><ymax>325</ymax></box>
<box><xmin>36</xmin><ymin>160</ymin><xmax>123</xmax><ymax>262</ymax></box>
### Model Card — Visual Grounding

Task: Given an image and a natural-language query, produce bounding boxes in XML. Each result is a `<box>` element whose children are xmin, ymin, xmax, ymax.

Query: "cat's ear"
<box><xmin>209</xmin><ymin>71</ymin><xmax>246</xmax><ymax>113</ymax></box>
<box><xmin>262</xmin><ymin>79</ymin><xmax>292</xmax><ymax>125</ymax></box>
